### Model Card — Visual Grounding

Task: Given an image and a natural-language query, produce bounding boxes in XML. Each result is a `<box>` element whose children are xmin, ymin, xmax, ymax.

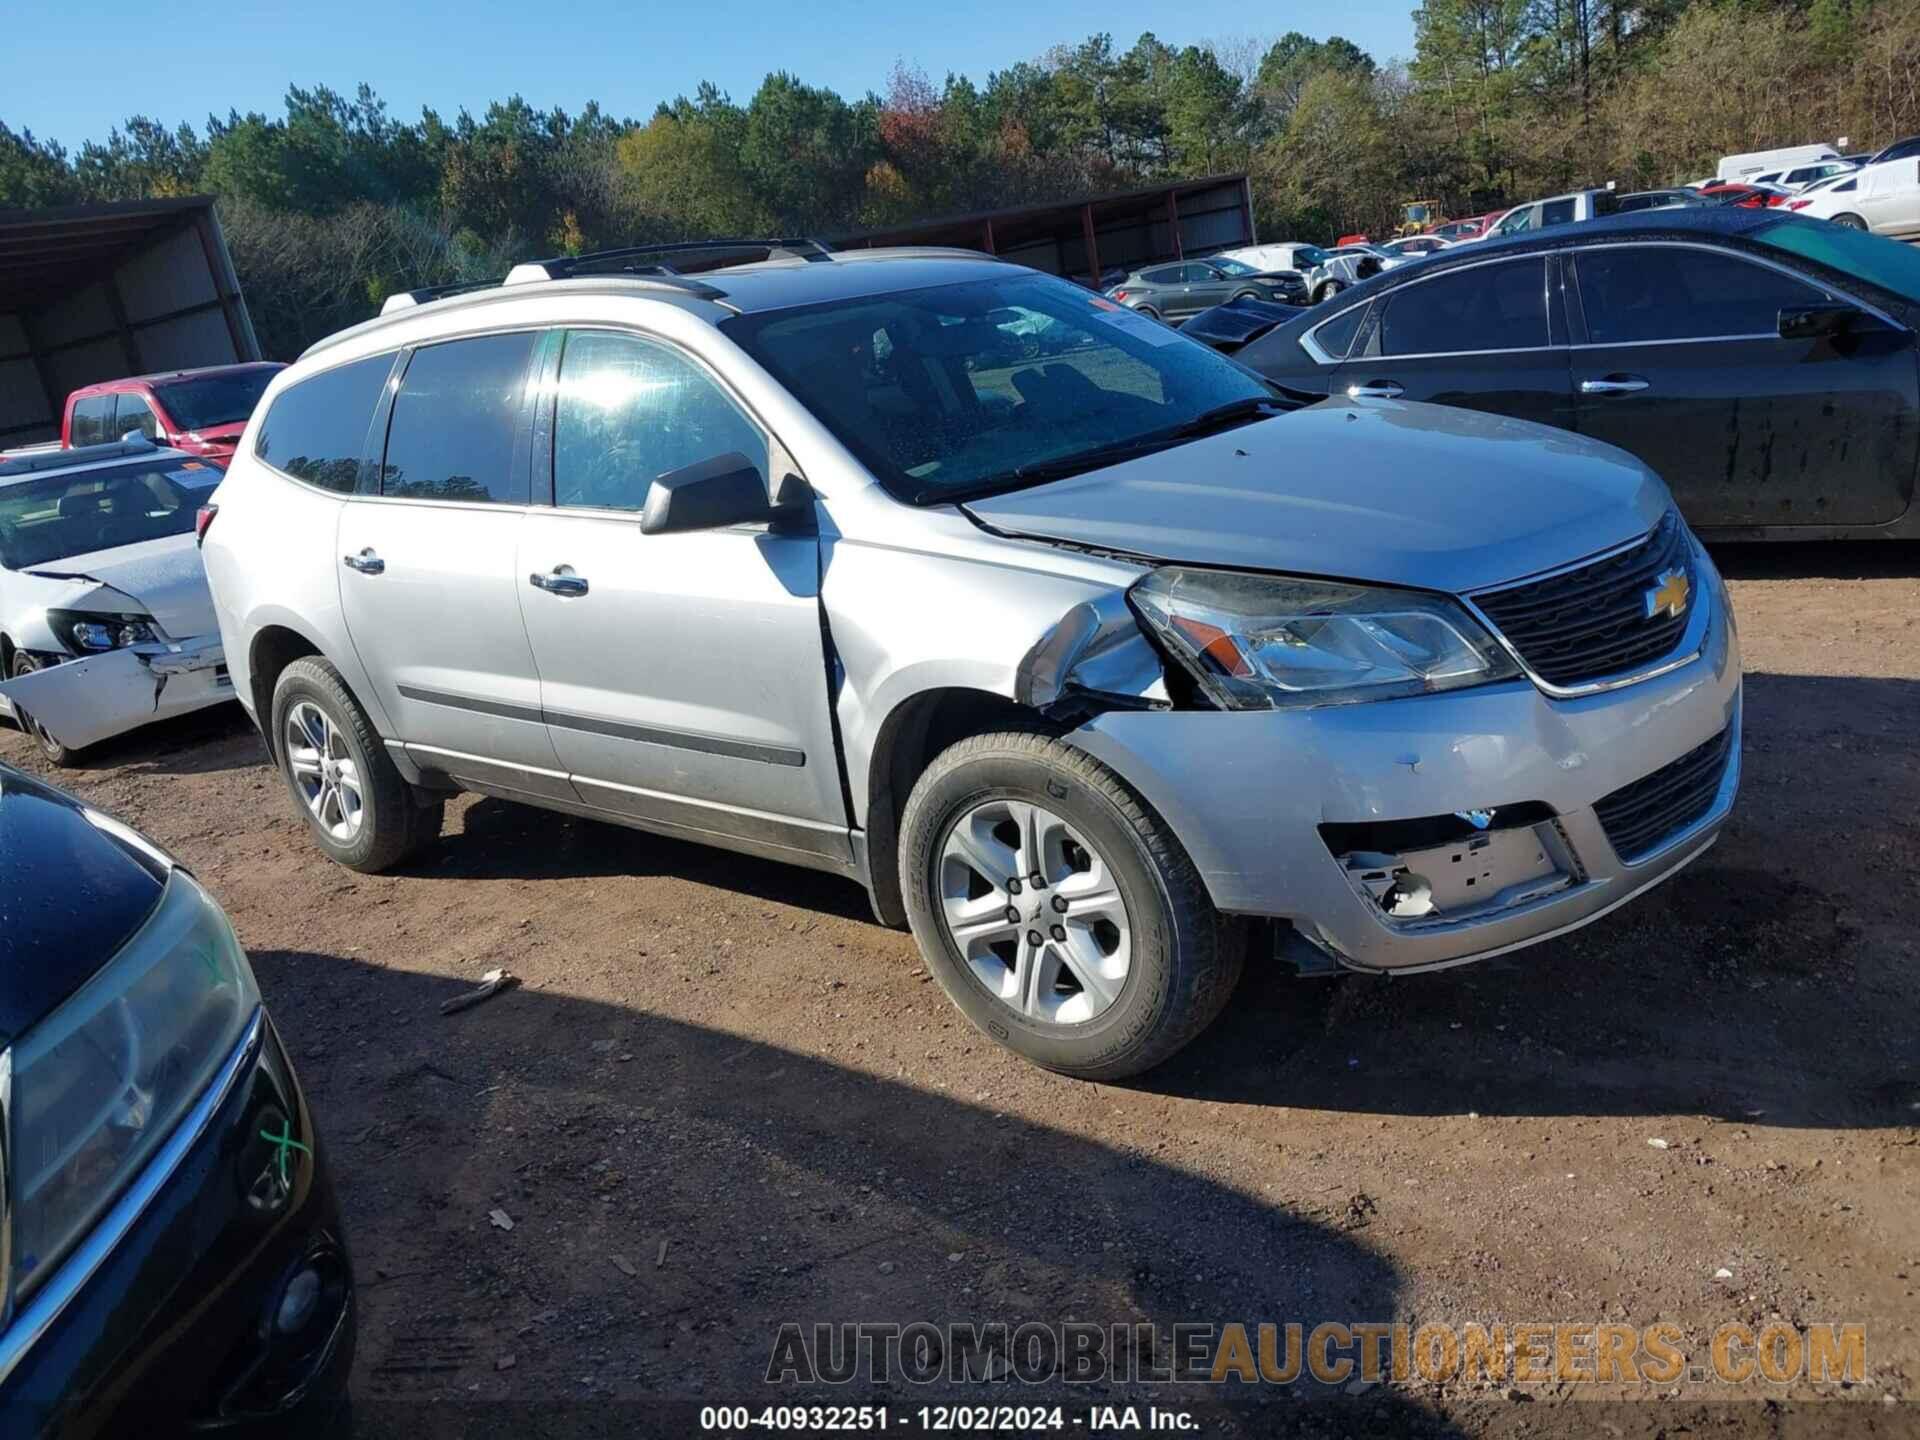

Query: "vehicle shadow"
<box><xmin>1708</xmin><ymin>538</ymin><xmax>1920</xmax><ymax>581</ymax></box>
<box><xmin>1143</xmin><ymin>671</ymin><xmax>1919</xmax><ymax>1131</ymax></box>
<box><xmin>1</xmin><ymin>698</ymin><xmax>261</xmax><ymax>778</ymax></box>
<box><xmin>408</xmin><ymin>796</ymin><xmax>876</xmax><ymax>925</ymax></box>
<box><xmin>253</xmin><ymin>951</ymin><xmax>1463</xmax><ymax>1439</ymax></box>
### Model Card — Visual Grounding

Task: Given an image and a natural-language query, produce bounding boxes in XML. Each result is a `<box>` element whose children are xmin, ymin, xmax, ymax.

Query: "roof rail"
<box><xmin>0</xmin><ymin>435</ymin><xmax>165</xmax><ymax>477</ymax></box>
<box><xmin>380</xmin><ymin>279</ymin><xmax>503</xmax><ymax>316</ymax></box>
<box><xmin>506</xmin><ymin>237</ymin><xmax>833</xmax><ymax>287</ymax></box>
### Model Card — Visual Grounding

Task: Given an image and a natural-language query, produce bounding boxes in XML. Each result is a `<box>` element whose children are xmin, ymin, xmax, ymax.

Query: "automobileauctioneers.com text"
<box><xmin>764</xmin><ymin>1319</ymin><xmax>1866</xmax><ymax>1389</ymax></box>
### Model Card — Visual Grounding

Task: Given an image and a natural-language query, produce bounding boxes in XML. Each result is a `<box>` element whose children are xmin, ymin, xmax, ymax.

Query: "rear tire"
<box><xmin>1833</xmin><ymin>213</ymin><xmax>1868</xmax><ymax>230</ymax></box>
<box><xmin>8</xmin><ymin>652</ymin><xmax>79</xmax><ymax>767</ymax></box>
<box><xmin>899</xmin><ymin>730</ymin><xmax>1243</xmax><ymax>1081</ymax></box>
<box><xmin>271</xmin><ymin>656</ymin><xmax>442</xmax><ymax>872</ymax></box>
<box><xmin>1134</xmin><ymin>305</ymin><xmax>1161</xmax><ymax>322</ymax></box>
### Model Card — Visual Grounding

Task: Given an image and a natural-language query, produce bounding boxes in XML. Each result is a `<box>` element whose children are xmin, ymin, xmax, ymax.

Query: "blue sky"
<box><xmin>6</xmin><ymin>0</ymin><xmax>1418</xmax><ymax>148</ymax></box>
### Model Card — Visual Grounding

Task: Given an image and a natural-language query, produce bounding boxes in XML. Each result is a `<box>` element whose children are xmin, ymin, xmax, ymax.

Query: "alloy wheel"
<box><xmin>285</xmin><ymin>700</ymin><xmax>364</xmax><ymax>842</ymax></box>
<box><xmin>936</xmin><ymin>798</ymin><xmax>1132</xmax><ymax>1025</ymax></box>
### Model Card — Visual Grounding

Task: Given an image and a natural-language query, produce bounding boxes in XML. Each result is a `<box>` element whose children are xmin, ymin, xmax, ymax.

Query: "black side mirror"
<box><xmin>640</xmin><ymin>452</ymin><xmax>777</xmax><ymax>535</ymax></box>
<box><xmin>1777</xmin><ymin>302</ymin><xmax>1861</xmax><ymax>341</ymax></box>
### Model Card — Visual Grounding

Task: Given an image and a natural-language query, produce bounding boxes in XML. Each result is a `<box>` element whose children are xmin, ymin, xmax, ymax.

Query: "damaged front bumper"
<box><xmin>1067</xmin><ymin>558</ymin><xmax>1742</xmax><ymax>974</ymax></box>
<box><xmin>0</xmin><ymin>635</ymin><xmax>231</xmax><ymax>751</ymax></box>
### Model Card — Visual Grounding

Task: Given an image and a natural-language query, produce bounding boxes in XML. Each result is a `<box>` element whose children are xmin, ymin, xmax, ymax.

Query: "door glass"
<box><xmin>1379</xmin><ymin>260</ymin><xmax>1546</xmax><ymax>356</ymax></box>
<box><xmin>552</xmin><ymin>331</ymin><xmax>767</xmax><ymax>512</ymax></box>
<box><xmin>381</xmin><ymin>332</ymin><xmax>536</xmax><ymax>503</ymax></box>
<box><xmin>1308</xmin><ymin>303</ymin><xmax>1369</xmax><ymax>361</ymax></box>
<box><xmin>70</xmin><ymin>395</ymin><xmax>114</xmax><ymax>446</ymax></box>
<box><xmin>1576</xmin><ymin>246</ymin><xmax>1825</xmax><ymax>344</ymax></box>
<box><xmin>1541</xmin><ymin>199</ymin><xmax>1576</xmax><ymax>226</ymax></box>
<box><xmin>254</xmin><ymin>353</ymin><xmax>395</xmax><ymax>493</ymax></box>
<box><xmin>113</xmin><ymin>394</ymin><xmax>158</xmax><ymax>440</ymax></box>
<box><xmin>1497</xmin><ymin>207</ymin><xmax>1536</xmax><ymax>235</ymax></box>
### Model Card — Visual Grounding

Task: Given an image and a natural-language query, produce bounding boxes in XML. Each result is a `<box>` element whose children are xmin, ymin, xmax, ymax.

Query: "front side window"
<box><xmin>380</xmin><ymin>332</ymin><xmax>537</xmax><ymax>503</ymax></box>
<box><xmin>1210</xmin><ymin>257</ymin><xmax>1257</xmax><ymax>276</ymax></box>
<box><xmin>0</xmin><ymin>459</ymin><xmax>210</xmax><ymax>569</ymax></box>
<box><xmin>69</xmin><ymin>395</ymin><xmax>114</xmax><ymax>447</ymax></box>
<box><xmin>113</xmin><ymin>393</ymin><xmax>158</xmax><ymax>440</ymax></box>
<box><xmin>1575</xmin><ymin>245</ymin><xmax>1825</xmax><ymax>344</ymax></box>
<box><xmin>551</xmin><ymin>331</ymin><xmax>767</xmax><ymax>512</ymax></box>
<box><xmin>724</xmin><ymin>273</ymin><xmax>1272</xmax><ymax>504</ymax></box>
<box><xmin>1378</xmin><ymin>259</ymin><xmax>1547</xmax><ymax>356</ymax></box>
<box><xmin>1496</xmin><ymin>207</ymin><xmax>1536</xmax><ymax>235</ymax></box>
<box><xmin>254</xmin><ymin>353</ymin><xmax>395</xmax><ymax>493</ymax></box>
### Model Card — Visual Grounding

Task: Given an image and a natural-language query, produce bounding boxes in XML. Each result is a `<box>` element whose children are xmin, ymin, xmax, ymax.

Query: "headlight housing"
<box><xmin>1131</xmin><ymin>566</ymin><xmax>1521</xmax><ymax>709</ymax></box>
<box><xmin>7</xmin><ymin>869</ymin><xmax>259</xmax><ymax>1301</ymax></box>
<box><xmin>46</xmin><ymin>609</ymin><xmax>159</xmax><ymax>654</ymax></box>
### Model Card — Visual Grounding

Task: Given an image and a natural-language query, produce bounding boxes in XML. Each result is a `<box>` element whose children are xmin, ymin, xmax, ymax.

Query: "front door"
<box><xmin>336</xmin><ymin>329</ymin><xmax>571</xmax><ymax>800</ymax></box>
<box><xmin>1182</xmin><ymin>264</ymin><xmax>1237</xmax><ymax>314</ymax></box>
<box><xmin>516</xmin><ymin>327</ymin><xmax>850</xmax><ymax>868</ymax></box>
<box><xmin>1331</xmin><ymin>255</ymin><xmax>1574</xmax><ymax>429</ymax></box>
<box><xmin>1569</xmin><ymin>241</ymin><xmax>1919</xmax><ymax>527</ymax></box>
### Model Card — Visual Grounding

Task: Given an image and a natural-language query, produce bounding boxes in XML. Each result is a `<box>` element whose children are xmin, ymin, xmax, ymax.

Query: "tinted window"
<box><xmin>69</xmin><ymin>395</ymin><xmax>114</xmax><ymax>447</ymax></box>
<box><xmin>1541</xmin><ymin>198</ymin><xmax>1576</xmax><ymax>226</ymax></box>
<box><xmin>1576</xmin><ymin>246</ymin><xmax>1824</xmax><ymax>344</ymax></box>
<box><xmin>255</xmin><ymin>353</ymin><xmax>394</xmax><ymax>493</ymax></box>
<box><xmin>1141</xmin><ymin>266</ymin><xmax>1184</xmax><ymax>285</ymax></box>
<box><xmin>381</xmin><ymin>332</ymin><xmax>536</xmax><ymax>503</ymax></box>
<box><xmin>1379</xmin><ymin>260</ymin><xmax>1547</xmax><ymax>356</ymax></box>
<box><xmin>153</xmin><ymin>368</ymin><xmax>279</xmax><ymax>429</ymax></box>
<box><xmin>113</xmin><ymin>393</ymin><xmax>158</xmax><ymax>440</ymax></box>
<box><xmin>725</xmin><ymin>273</ymin><xmax>1270</xmax><ymax>504</ymax></box>
<box><xmin>1308</xmin><ymin>303</ymin><xmax>1368</xmax><ymax>361</ymax></box>
<box><xmin>552</xmin><ymin>331</ymin><xmax>767</xmax><ymax>512</ymax></box>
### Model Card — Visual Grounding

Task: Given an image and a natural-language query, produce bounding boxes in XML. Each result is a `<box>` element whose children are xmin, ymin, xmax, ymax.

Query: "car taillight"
<box><xmin>195</xmin><ymin>503</ymin><xmax>218</xmax><ymax>547</ymax></box>
<box><xmin>1111</xmin><ymin>289</ymin><xmax>1131</xmax><ymax>301</ymax></box>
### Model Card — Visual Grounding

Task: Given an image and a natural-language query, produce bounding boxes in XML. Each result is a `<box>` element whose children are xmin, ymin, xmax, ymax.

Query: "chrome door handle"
<box><xmin>1580</xmin><ymin>375</ymin><xmax>1650</xmax><ymax>394</ymax></box>
<box><xmin>1346</xmin><ymin>382</ymin><xmax>1404</xmax><ymax>399</ymax></box>
<box><xmin>528</xmin><ymin>568</ymin><xmax>588</xmax><ymax>597</ymax></box>
<box><xmin>342</xmin><ymin>548</ymin><xmax>384</xmax><ymax>574</ymax></box>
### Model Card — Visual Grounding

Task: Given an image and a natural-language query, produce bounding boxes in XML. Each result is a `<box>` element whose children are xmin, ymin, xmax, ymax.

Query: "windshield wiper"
<box><xmin>1158</xmin><ymin>396</ymin><xmax>1285</xmax><ymax>441</ymax></box>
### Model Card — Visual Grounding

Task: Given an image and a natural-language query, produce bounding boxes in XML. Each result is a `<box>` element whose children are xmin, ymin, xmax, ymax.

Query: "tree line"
<box><xmin>3</xmin><ymin>0</ymin><xmax>1916</xmax><ymax>359</ymax></box>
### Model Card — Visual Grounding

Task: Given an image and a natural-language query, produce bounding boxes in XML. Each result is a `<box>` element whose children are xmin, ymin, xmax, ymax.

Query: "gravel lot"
<box><xmin>5</xmin><ymin>542</ymin><xmax>1916</xmax><ymax>1438</ymax></box>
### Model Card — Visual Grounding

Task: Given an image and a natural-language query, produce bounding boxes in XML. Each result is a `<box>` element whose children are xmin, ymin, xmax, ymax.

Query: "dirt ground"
<box><xmin>6</xmin><ymin>542</ymin><xmax>1917</xmax><ymax>1438</ymax></box>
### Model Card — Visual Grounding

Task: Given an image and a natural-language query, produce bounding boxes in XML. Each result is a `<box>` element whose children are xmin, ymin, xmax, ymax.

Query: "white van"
<box><xmin>1717</xmin><ymin>143</ymin><xmax>1839</xmax><ymax>183</ymax></box>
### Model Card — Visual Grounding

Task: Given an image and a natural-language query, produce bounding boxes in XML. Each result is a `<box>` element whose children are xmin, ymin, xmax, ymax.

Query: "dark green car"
<box><xmin>1107</xmin><ymin>256</ymin><xmax>1307</xmax><ymax>323</ymax></box>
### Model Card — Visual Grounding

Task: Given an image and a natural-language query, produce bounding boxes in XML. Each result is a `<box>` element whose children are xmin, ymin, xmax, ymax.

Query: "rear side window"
<box><xmin>1379</xmin><ymin>259</ymin><xmax>1547</xmax><ymax>356</ymax></box>
<box><xmin>1575</xmin><ymin>246</ymin><xmax>1825</xmax><ymax>344</ymax></box>
<box><xmin>255</xmin><ymin>354</ymin><xmax>395</xmax><ymax>493</ymax></box>
<box><xmin>1307</xmin><ymin>304</ymin><xmax>1368</xmax><ymax>362</ymax></box>
<box><xmin>114</xmin><ymin>393</ymin><xmax>158</xmax><ymax>440</ymax></box>
<box><xmin>69</xmin><ymin>395</ymin><xmax>114</xmax><ymax>446</ymax></box>
<box><xmin>380</xmin><ymin>332</ymin><xmax>536</xmax><ymax>504</ymax></box>
<box><xmin>552</xmin><ymin>331</ymin><xmax>767</xmax><ymax>512</ymax></box>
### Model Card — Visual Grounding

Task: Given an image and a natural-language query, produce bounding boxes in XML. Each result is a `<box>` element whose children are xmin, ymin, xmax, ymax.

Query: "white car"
<box><xmin>1788</xmin><ymin>155</ymin><xmax>1920</xmax><ymax>237</ymax></box>
<box><xmin>1216</xmin><ymin>242</ymin><xmax>1331</xmax><ymax>275</ymax></box>
<box><xmin>1377</xmin><ymin>235</ymin><xmax>1452</xmax><ymax>260</ymax></box>
<box><xmin>1751</xmin><ymin>161</ymin><xmax>1857</xmax><ymax>193</ymax></box>
<box><xmin>0</xmin><ymin>438</ymin><xmax>232</xmax><ymax>763</ymax></box>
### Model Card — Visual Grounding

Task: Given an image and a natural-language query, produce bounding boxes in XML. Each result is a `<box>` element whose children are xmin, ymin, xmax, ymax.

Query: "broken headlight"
<box><xmin>47</xmin><ymin>609</ymin><xmax>159</xmax><ymax>654</ymax></box>
<box><xmin>7</xmin><ymin>869</ymin><xmax>260</xmax><ymax>1302</ymax></box>
<box><xmin>1131</xmin><ymin>567</ymin><xmax>1520</xmax><ymax>709</ymax></box>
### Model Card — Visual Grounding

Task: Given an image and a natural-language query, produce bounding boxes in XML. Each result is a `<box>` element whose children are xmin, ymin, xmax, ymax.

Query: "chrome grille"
<box><xmin>1593</xmin><ymin>726</ymin><xmax>1732</xmax><ymax>862</ymax></box>
<box><xmin>1473</xmin><ymin>512</ymin><xmax>1694</xmax><ymax>688</ymax></box>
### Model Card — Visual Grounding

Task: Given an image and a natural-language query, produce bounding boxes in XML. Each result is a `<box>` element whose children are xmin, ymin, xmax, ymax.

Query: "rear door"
<box><xmin>336</xmin><ymin>329</ymin><xmax>572</xmax><ymax>800</ymax></box>
<box><xmin>1568</xmin><ymin>240</ymin><xmax>1918</xmax><ymax>527</ymax></box>
<box><xmin>1331</xmin><ymin>255</ymin><xmax>1575</xmax><ymax>429</ymax></box>
<box><xmin>516</xmin><ymin>327</ymin><xmax>849</xmax><ymax>867</ymax></box>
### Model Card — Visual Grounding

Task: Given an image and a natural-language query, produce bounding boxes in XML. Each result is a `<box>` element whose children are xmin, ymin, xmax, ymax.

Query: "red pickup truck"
<box><xmin>63</xmin><ymin>362</ymin><xmax>284</xmax><ymax>466</ymax></box>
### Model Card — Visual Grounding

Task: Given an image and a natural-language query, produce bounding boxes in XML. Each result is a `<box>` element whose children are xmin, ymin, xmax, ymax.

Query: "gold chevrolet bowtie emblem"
<box><xmin>1644</xmin><ymin>567</ymin><xmax>1691</xmax><ymax>621</ymax></box>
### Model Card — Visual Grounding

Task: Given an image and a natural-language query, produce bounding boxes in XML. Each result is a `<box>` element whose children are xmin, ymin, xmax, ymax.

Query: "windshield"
<box><xmin>1208</xmin><ymin>256</ymin><xmax>1258</xmax><ymax>276</ymax></box>
<box><xmin>0</xmin><ymin>460</ymin><xmax>212</xmax><ymax>569</ymax></box>
<box><xmin>1753</xmin><ymin>218</ymin><xmax>1920</xmax><ymax>304</ymax></box>
<box><xmin>724</xmin><ymin>273</ymin><xmax>1272</xmax><ymax>504</ymax></box>
<box><xmin>152</xmin><ymin>368</ymin><xmax>279</xmax><ymax>430</ymax></box>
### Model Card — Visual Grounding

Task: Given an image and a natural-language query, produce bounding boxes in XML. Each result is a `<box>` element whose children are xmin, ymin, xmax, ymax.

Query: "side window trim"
<box><xmin>1564</xmin><ymin>240</ymin><xmax>1850</xmax><ymax>349</ymax></box>
<box><xmin>1299</xmin><ymin>301</ymin><xmax>1371</xmax><ymax>365</ymax></box>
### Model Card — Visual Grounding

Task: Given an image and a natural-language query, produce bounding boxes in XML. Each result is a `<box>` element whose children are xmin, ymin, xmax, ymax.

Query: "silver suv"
<box><xmin>201</xmin><ymin>240</ymin><xmax>1742</xmax><ymax>1079</ymax></box>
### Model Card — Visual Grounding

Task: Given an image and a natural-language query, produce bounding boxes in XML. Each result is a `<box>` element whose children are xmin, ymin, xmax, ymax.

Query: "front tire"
<box><xmin>8</xmin><ymin>652</ymin><xmax>79</xmax><ymax>766</ymax></box>
<box><xmin>899</xmin><ymin>731</ymin><xmax>1243</xmax><ymax>1080</ymax></box>
<box><xmin>271</xmin><ymin>656</ymin><xmax>442</xmax><ymax>872</ymax></box>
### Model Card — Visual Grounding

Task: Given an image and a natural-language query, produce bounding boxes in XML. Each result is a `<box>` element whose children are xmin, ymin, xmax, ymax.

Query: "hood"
<box><xmin>0</xmin><ymin>765</ymin><xmax>166</xmax><ymax>1045</ymax></box>
<box><xmin>29</xmin><ymin>532</ymin><xmax>218</xmax><ymax>640</ymax></box>
<box><xmin>962</xmin><ymin>398</ymin><xmax>1672</xmax><ymax>594</ymax></box>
